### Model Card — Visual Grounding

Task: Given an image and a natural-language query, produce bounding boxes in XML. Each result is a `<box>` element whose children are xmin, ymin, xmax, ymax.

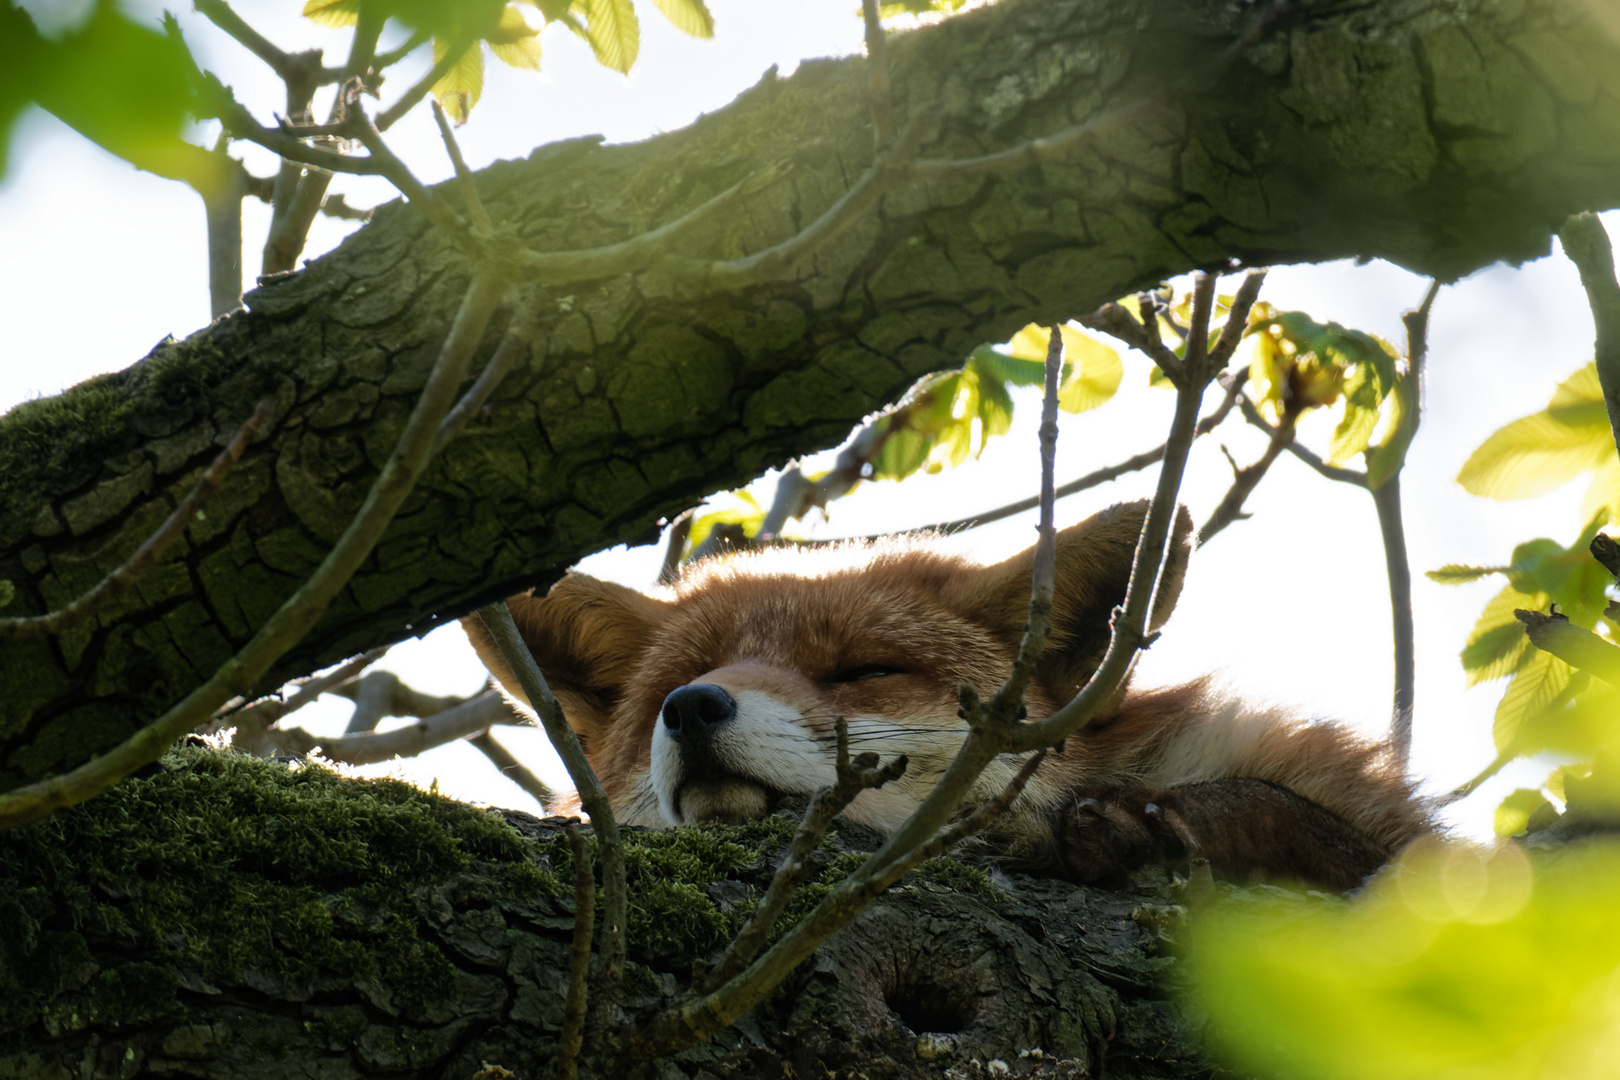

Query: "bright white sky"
<box><xmin>2</xmin><ymin>0</ymin><xmax>1612</xmax><ymax>839</ymax></box>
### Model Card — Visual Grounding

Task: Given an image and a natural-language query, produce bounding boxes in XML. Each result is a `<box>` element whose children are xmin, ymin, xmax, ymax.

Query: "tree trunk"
<box><xmin>4</xmin><ymin>0</ymin><xmax>1619</xmax><ymax>787</ymax></box>
<box><xmin>0</xmin><ymin>748</ymin><xmax>1216</xmax><ymax>1080</ymax></box>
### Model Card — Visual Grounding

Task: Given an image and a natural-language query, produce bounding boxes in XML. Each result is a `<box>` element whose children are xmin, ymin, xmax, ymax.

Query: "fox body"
<box><xmin>465</xmin><ymin>502</ymin><xmax>1429</xmax><ymax>890</ymax></box>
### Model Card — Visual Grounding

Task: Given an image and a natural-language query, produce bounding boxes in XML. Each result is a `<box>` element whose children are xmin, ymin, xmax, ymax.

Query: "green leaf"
<box><xmin>582</xmin><ymin>0</ymin><xmax>640</xmax><ymax>74</ymax></box>
<box><xmin>685</xmin><ymin>491</ymin><xmax>763</xmax><ymax>553</ymax></box>
<box><xmin>1325</xmin><ymin>362</ymin><xmax>1382</xmax><ymax>464</ymax></box>
<box><xmin>967</xmin><ymin>345</ymin><xmax>1046</xmax><ymax>388</ymax></box>
<box><xmin>1457</xmin><ymin>362</ymin><xmax>1614</xmax><ymax>500</ymax></box>
<box><xmin>1004</xmin><ymin>323</ymin><xmax>1059</xmax><ymax>363</ymax></box>
<box><xmin>1365</xmin><ymin>375</ymin><xmax>1417</xmax><ymax>489</ymax></box>
<box><xmin>432</xmin><ymin>38</ymin><xmax>485</xmax><ymax>123</ymax></box>
<box><xmin>1503</xmin><ymin>528</ymin><xmax>1612</xmax><ymax>628</ymax></box>
<box><xmin>648</xmin><ymin>0</ymin><xmax>714</xmax><ymax>38</ymax></box>
<box><xmin>1460</xmin><ymin>582</ymin><xmax>1543</xmax><ymax>687</ymax></box>
<box><xmin>302</xmin><ymin>0</ymin><xmax>361</xmax><ymax>28</ymax></box>
<box><xmin>1494</xmin><ymin>787</ymin><xmax>1550</xmax><ymax>837</ymax></box>
<box><xmin>1426</xmin><ymin>564</ymin><xmax>1508</xmax><ymax>585</ymax></box>
<box><xmin>487</xmin><ymin>5</ymin><xmax>544</xmax><ymax>70</ymax></box>
<box><xmin>0</xmin><ymin>579</ymin><xmax>14</xmax><ymax>609</ymax></box>
<box><xmin>1494</xmin><ymin>647</ymin><xmax>1572</xmax><ymax>753</ymax></box>
<box><xmin>1055</xmin><ymin>329</ymin><xmax>1122</xmax><ymax>414</ymax></box>
<box><xmin>869</xmin><ymin>424</ymin><xmax>929</xmax><ymax>482</ymax></box>
<box><xmin>1579</xmin><ymin>457</ymin><xmax>1620</xmax><ymax>530</ymax></box>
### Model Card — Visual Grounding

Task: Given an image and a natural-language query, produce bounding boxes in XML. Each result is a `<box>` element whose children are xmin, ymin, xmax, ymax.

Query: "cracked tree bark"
<box><xmin>4</xmin><ymin>0</ymin><xmax>1620</xmax><ymax>789</ymax></box>
<box><xmin>0</xmin><ymin>754</ymin><xmax>1214</xmax><ymax>1080</ymax></box>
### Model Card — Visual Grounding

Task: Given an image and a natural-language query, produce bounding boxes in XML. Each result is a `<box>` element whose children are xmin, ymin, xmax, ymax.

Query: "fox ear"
<box><xmin>462</xmin><ymin>573</ymin><xmax>668</xmax><ymax>739</ymax></box>
<box><xmin>947</xmin><ymin>500</ymin><xmax>1194</xmax><ymax>699</ymax></box>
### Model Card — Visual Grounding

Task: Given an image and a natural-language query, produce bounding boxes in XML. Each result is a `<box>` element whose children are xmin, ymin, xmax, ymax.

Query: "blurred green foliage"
<box><xmin>0</xmin><ymin>2</ymin><xmax>221</xmax><ymax>188</ymax></box>
<box><xmin>1189</xmin><ymin>838</ymin><xmax>1620</xmax><ymax>1080</ymax></box>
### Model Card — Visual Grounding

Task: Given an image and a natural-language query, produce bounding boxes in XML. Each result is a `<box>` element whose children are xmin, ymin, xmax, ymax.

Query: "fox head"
<box><xmin>464</xmin><ymin>500</ymin><xmax>1193</xmax><ymax>831</ymax></box>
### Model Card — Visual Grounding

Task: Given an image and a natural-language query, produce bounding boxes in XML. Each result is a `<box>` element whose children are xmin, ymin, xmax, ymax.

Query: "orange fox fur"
<box><xmin>464</xmin><ymin>501</ymin><xmax>1431</xmax><ymax>890</ymax></box>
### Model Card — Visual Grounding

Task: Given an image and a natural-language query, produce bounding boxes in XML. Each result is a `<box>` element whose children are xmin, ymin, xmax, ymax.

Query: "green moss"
<box><xmin>0</xmin><ymin>747</ymin><xmax>555</xmax><ymax>1031</ymax></box>
<box><xmin>0</xmin><ymin>332</ymin><xmax>266</xmax><ymax>513</ymax></box>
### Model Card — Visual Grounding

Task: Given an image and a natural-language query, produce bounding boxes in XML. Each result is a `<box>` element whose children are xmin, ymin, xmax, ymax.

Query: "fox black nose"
<box><xmin>661</xmin><ymin>684</ymin><xmax>736</xmax><ymax>740</ymax></box>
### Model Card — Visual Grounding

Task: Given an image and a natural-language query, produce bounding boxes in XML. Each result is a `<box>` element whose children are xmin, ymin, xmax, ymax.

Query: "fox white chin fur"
<box><xmin>465</xmin><ymin>499</ymin><xmax>1432</xmax><ymax>890</ymax></box>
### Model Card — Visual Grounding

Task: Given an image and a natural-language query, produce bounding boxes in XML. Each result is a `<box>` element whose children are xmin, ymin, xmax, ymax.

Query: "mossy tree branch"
<box><xmin>7</xmin><ymin>0</ymin><xmax>1620</xmax><ymax>796</ymax></box>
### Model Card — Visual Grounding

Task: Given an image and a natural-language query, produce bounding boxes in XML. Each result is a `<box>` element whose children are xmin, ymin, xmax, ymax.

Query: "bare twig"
<box><xmin>432</xmin><ymin>99</ymin><xmax>493</xmax><ymax>235</ymax></box>
<box><xmin>1379</xmin><ymin>277</ymin><xmax>1440</xmax><ymax>769</ymax></box>
<box><xmin>860</xmin><ymin>0</ymin><xmax>892</xmax><ymax>148</ymax></box>
<box><xmin>1236</xmin><ymin>396</ymin><xmax>1368</xmax><ymax>485</ymax></box>
<box><xmin>0</xmin><ymin>401</ymin><xmax>269</xmax><ymax>640</ymax></box>
<box><xmin>318</xmin><ymin>192</ymin><xmax>373</xmax><ymax>221</ymax></box>
<box><xmin>263</xmin><ymin>689</ymin><xmax>519</xmax><ymax>765</ymax></box>
<box><xmin>467</xmin><ymin>731</ymin><xmax>556</xmax><ymax>808</ymax></box>
<box><xmin>1197</xmin><ymin>403</ymin><xmax>1297</xmax><ymax>545</ymax></box>
<box><xmin>217</xmin><ymin>645</ymin><xmax>390</xmax><ymax>747</ymax></box>
<box><xmin>658</xmin><ymin>512</ymin><xmax>694</xmax><ymax>585</ymax></box>
<box><xmin>0</xmin><ymin>272</ymin><xmax>505</xmax><ymax>830</ymax></box>
<box><xmin>1559</xmin><ymin>213</ymin><xmax>1620</xmax><ymax>457</ymax></box>
<box><xmin>1077</xmin><ymin>301</ymin><xmax>1185</xmax><ymax>382</ymax></box>
<box><xmin>193</xmin><ymin>0</ymin><xmax>340</xmax><ymax>89</ymax></box>
<box><xmin>698</xmin><ymin>718</ymin><xmax>907</xmax><ymax>994</ymax></box>
<box><xmin>332</xmin><ymin>669</ymin><xmax>467</xmax><ymax>731</ymax></box>
<box><xmin>1440</xmin><ymin>752</ymin><xmax>1511</xmax><ymax>806</ymax></box>
<box><xmin>435</xmin><ymin>296</ymin><xmax>546</xmax><ymax>452</ymax></box>
<box><xmin>558</xmin><ymin>821</ymin><xmax>595</xmax><ymax>1080</ymax></box>
<box><xmin>476</xmin><ymin>602</ymin><xmax>626</xmax><ymax>1035</ymax></box>
<box><xmin>376</xmin><ymin>39</ymin><xmax>476</xmax><ymax>131</ymax></box>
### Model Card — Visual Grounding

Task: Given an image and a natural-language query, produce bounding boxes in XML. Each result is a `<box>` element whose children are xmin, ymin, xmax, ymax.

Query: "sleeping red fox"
<box><xmin>464</xmin><ymin>501</ymin><xmax>1430</xmax><ymax>890</ymax></box>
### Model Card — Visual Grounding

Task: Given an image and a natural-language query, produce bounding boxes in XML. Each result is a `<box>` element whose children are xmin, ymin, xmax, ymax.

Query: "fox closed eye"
<box><xmin>825</xmin><ymin>664</ymin><xmax>904</xmax><ymax>683</ymax></box>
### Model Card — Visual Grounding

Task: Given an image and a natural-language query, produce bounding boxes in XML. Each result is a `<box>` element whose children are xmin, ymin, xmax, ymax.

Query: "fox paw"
<box><xmin>1053</xmin><ymin>786</ymin><xmax>1197</xmax><ymax>886</ymax></box>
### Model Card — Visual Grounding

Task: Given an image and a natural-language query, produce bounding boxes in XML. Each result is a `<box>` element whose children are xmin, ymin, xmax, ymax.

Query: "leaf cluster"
<box><xmin>1430</xmin><ymin>362</ymin><xmax>1620</xmax><ymax>826</ymax></box>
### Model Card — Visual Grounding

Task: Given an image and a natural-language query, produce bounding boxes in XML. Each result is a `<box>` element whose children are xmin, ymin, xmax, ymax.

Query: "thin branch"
<box><xmin>1236</xmin><ymin>396</ymin><xmax>1368</xmax><ymax>485</ymax></box>
<box><xmin>374</xmin><ymin>30</ymin><xmax>428</xmax><ymax>71</ymax></box>
<box><xmin>193</xmin><ymin>0</ymin><xmax>341</xmax><ymax>87</ymax></box>
<box><xmin>376</xmin><ymin>38</ymin><xmax>475</xmax><ymax>131</ymax></box>
<box><xmin>0</xmin><ymin>401</ymin><xmax>269</xmax><ymax>639</ymax></box>
<box><xmin>1381</xmin><ymin>277</ymin><xmax>1439</xmax><ymax>770</ymax></box>
<box><xmin>1559</xmin><ymin>213</ymin><xmax>1620</xmax><ymax>458</ymax></box>
<box><xmin>658</xmin><ymin>512</ymin><xmax>693</xmax><ymax>586</ymax></box>
<box><xmin>1197</xmin><ymin>404</ymin><xmax>1297</xmax><ymax>545</ymax></box>
<box><xmin>698</xmin><ymin>718</ymin><xmax>906</xmax><ymax>994</ymax></box>
<box><xmin>860</xmin><ymin>0</ymin><xmax>892</xmax><ymax>148</ymax></box>
<box><xmin>432</xmin><ymin>99</ymin><xmax>494</xmax><ymax>235</ymax></box>
<box><xmin>1440</xmin><ymin>752</ymin><xmax>1511</xmax><ymax>806</ymax></box>
<box><xmin>331</xmin><ymin>669</ymin><xmax>467</xmax><ymax>731</ymax></box>
<box><xmin>1516</xmin><ymin>609</ymin><xmax>1620</xmax><ymax>687</ymax></box>
<box><xmin>908</xmin><ymin>748</ymin><xmax>1047</xmax><ymax>862</ymax></box>
<box><xmin>558</xmin><ymin>821</ymin><xmax>595</xmax><ymax>1080</ymax></box>
<box><xmin>216</xmin><ymin>645</ymin><xmax>389</xmax><ymax>746</ymax></box>
<box><xmin>434</xmin><ymin>295</ymin><xmax>546</xmax><ymax>452</ymax></box>
<box><xmin>318</xmin><ymin>192</ymin><xmax>373</xmax><ymax>221</ymax></box>
<box><xmin>476</xmin><ymin>602</ymin><xmax>626</xmax><ymax>1036</ymax></box>
<box><xmin>467</xmin><ymin>731</ymin><xmax>556</xmax><ymax>808</ymax></box>
<box><xmin>263</xmin><ymin>689</ymin><xmax>519</xmax><ymax>765</ymax></box>
<box><xmin>1077</xmin><ymin>301</ymin><xmax>1185</xmax><ymax>383</ymax></box>
<box><xmin>0</xmin><ymin>272</ymin><xmax>505</xmax><ymax>830</ymax></box>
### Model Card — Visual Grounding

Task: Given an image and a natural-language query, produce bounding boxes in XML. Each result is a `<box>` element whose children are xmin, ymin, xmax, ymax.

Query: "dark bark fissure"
<box><xmin>3</xmin><ymin>0</ymin><xmax>1620</xmax><ymax>787</ymax></box>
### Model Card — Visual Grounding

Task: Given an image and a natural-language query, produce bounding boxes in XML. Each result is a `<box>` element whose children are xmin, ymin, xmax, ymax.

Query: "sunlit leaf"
<box><xmin>1494</xmin><ymin>787</ymin><xmax>1550</xmax><ymax>836</ymax></box>
<box><xmin>1457</xmin><ymin>362</ymin><xmax>1614</xmax><ymax>500</ymax></box>
<box><xmin>648</xmin><ymin>0</ymin><xmax>714</xmax><ymax>38</ymax></box>
<box><xmin>975</xmin><ymin>369</ymin><xmax>1015</xmax><ymax>444</ymax></box>
<box><xmin>1365</xmin><ymin>375</ymin><xmax>1417</xmax><ymax>489</ymax></box>
<box><xmin>1427</xmin><ymin>564</ymin><xmax>1508</xmax><ymax>584</ymax></box>
<box><xmin>1056</xmin><ymin>328</ymin><xmax>1122</xmax><ymax>414</ymax></box>
<box><xmin>487</xmin><ymin>4</ymin><xmax>543</xmax><ymax>70</ymax></box>
<box><xmin>432</xmin><ymin>37</ymin><xmax>484</xmax><ymax>123</ymax></box>
<box><xmin>1502</xmin><ymin>528</ymin><xmax>1611</xmax><ymax>628</ymax></box>
<box><xmin>1579</xmin><ymin>457</ymin><xmax>1620</xmax><ymax>529</ymax></box>
<box><xmin>1494</xmin><ymin>647</ymin><xmax>1572</xmax><ymax>753</ymax></box>
<box><xmin>685</xmin><ymin>491</ymin><xmax>763</xmax><ymax>553</ymax></box>
<box><xmin>1326</xmin><ymin>363</ymin><xmax>1382</xmax><ymax>464</ymax></box>
<box><xmin>302</xmin><ymin>0</ymin><xmax>361</xmax><ymax>28</ymax></box>
<box><xmin>1005</xmin><ymin>323</ymin><xmax>1059</xmax><ymax>364</ymax></box>
<box><xmin>582</xmin><ymin>0</ymin><xmax>639</xmax><ymax>74</ymax></box>
<box><xmin>1512</xmin><ymin>673</ymin><xmax>1618</xmax><ymax>760</ymax></box>
<box><xmin>1188</xmin><ymin>839</ymin><xmax>1620</xmax><ymax>1080</ymax></box>
<box><xmin>869</xmin><ymin>424</ymin><xmax>929</xmax><ymax>482</ymax></box>
<box><xmin>1461</xmin><ymin>582</ymin><xmax>1543</xmax><ymax>687</ymax></box>
<box><xmin>967</xmin><ymin>345</ymin><xmax>1046</xmax><ymax>388</ymax></box>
